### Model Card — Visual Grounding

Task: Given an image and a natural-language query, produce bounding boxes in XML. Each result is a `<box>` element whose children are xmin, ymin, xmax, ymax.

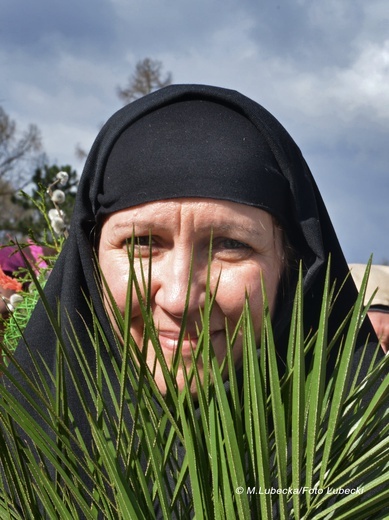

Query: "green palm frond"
<box><xmin>0</xmin><ymin>257</ymin><xmax>388</xmax><ymax>519</ymax></box>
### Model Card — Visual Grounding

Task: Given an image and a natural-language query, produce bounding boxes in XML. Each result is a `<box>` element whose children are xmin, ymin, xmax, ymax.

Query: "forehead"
<box><xmin>102</xmin><ymin>198</ymin><xmax>275</xmax><ymax>234</ymax></box>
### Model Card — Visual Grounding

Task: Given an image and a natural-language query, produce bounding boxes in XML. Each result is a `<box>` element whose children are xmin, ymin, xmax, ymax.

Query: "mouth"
<box><xmin>158</xmin><ymin>330</ymin><xmax>224</xmax><ymax>355</ymax></box>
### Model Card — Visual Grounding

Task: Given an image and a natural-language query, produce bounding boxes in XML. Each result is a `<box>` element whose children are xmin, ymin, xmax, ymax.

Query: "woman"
<box><xmin>2</xmin><ymin>84</ymin><xmax>386</xmax><ymax>516</ymax></box>
<box><xmin>19</xmin><ymin>84</ymin><xmax>378</xmax><ymax>377</ymax></box>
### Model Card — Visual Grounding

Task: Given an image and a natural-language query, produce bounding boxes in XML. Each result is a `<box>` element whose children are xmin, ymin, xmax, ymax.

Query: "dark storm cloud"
<box><xmin>1</xmin><ymin>0</ymin><xmax>117</xmax><ymax>54</ymax></box>
<box><xmin>301</xmin><ymin>115</ymin><xmax>389</xmax><ymax>263</ymax></box>
<box><xmin>244</xmin><ymin>0</ymin><xmax>383</xmax><ymax>69</ymax></box>
<box><xmin>110</xmin><ymin>0</ymin><xmax>248</xmax><ymax>56</ymax></box>
<box><xmin>1</xmin><ymin>0</ymin><xmax>388</xmax><ymax>262</ymax></box>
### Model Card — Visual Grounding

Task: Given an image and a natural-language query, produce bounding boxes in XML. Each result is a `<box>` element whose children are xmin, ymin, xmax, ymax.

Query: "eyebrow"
<box><xmin>211</xmin><ymin>223</ymin><xmax>265</xmax><ymax>238</ymax></box>
<box><xmin>111</xmin><ymin>220</ymin><xmax>267</xmax><ymax>239</ymax></box>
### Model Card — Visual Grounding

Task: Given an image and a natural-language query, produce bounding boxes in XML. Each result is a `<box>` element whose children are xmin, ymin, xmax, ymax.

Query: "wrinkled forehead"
<box><xmin>96</xmin><ymin>99</ymin><xmax>290</xmax><ymax>227</ymax></box>
<box><xmin>100</xmin><ymin>197</ymin><xmax>278</xmax><ymax>235</ymax></box>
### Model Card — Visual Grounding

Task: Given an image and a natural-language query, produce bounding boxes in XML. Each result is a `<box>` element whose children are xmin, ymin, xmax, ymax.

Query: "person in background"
<box><xmin>349</xmin><ymin>263</ymin><xmax>389</xmax><ymax>353</ymax></box>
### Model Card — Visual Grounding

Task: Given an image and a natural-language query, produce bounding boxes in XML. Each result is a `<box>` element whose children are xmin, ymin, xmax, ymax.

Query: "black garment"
<box><xmin>17</xmin><ymin>84</ymin><xmax>375</xmax><ymax>367</ymax></box>
<box><xmin>2</xmin><ymin>84</ymin><xmax>385</xmax><ymax>515</ymax></box>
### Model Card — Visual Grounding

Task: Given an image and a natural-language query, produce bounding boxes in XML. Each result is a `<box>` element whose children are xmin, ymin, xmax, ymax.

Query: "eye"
<box><xmin>122</xmin><ymin>235</ymin><xmax>155</xmax><ymax>253</ymax></box>
<box><xmin>135</xmin><ymin>236</ymin><xmax>153</xmax><ymax>247</ymax></box>
<box><xmin>212</xmin><ymin>237</ymin><xmax>253</xmax><ymax>261</ymax></box>
<box><xmin>218</xmin><ymin>238</ymin><xmax>251</xmax><ymax>250</ymax></box>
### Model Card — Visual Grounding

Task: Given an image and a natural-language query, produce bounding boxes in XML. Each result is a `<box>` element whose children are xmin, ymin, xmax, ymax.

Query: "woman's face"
<box><xmin>98</xmin><ymin>199</ymin><xmax>284</xmax><ymax>393</ymax></box>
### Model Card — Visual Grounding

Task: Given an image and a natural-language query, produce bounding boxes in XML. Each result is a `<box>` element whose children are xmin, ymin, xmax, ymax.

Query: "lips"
<box><xmin>158</xmin><ymin>330</ymin><xmax>199</xmax><ymax>355</ymax></box>
<box><xmin>158</xmin><ymin>329</ymin><xmax>223</xmax><ymax>355</ymax></box>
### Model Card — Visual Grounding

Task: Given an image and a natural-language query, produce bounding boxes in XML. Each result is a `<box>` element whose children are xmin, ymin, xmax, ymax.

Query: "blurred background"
<box><xmin>1</xmin><ymin>0</ymin><xmax>388</xmax><ymax>263</ymax></box>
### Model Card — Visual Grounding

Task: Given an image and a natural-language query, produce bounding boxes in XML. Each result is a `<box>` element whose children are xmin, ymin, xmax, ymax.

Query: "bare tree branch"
<box><xmin>117</xmin><ymin>58</ymin><xmax>172</xmax><ymax>104</ymax></box>
<box><xmin>0</xmin><ymin>107</ymin><xmax>42</xmax><ymax>185</ymax></box>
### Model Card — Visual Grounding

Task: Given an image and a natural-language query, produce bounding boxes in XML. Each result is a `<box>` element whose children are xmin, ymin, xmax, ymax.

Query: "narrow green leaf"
<box><xmin>290</xmin><ymin>266</ymin><xmax>305</xmax><ymax>518</ymax></box>
<box><xmin>305</xmin><ymin>260</ymin><xmax>331</xmax><ymax>499</ymax></box>
<box><xmin>319</xmin><ymin>262</ymin><xmax>371</xmax><ymax>485</ymax></box>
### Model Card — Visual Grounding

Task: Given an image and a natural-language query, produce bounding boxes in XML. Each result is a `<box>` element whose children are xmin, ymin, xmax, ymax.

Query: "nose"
<box><xmin>153</xmin><ymin>249</ymin><xmax>207</xmax><ymax>319</ymax></box>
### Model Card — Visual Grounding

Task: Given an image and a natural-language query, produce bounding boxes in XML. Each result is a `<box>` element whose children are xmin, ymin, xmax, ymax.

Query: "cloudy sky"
<box><xmin>2</xmin><ymin>0</ymin><xmax>388</xmax><ymax>263</ymax></box>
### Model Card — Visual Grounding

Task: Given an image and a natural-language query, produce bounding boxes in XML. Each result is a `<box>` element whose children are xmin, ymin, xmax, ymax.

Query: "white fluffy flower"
<box><xmin>51</xmin><ymin>216</ymin><xmax>66</xmax><ymax>234</ymax></box>
<box><xmin>51</xmin><ymin>189</ymin><xmax>66</xmax><ymax>205</ymax></box>
<box><xmin>48</xmin><ymin>208</ymin><xmax>64</xmax><ymax>221</ymax></box>
<box><xmin>9</xmin><ymin>293</ymin><xmax>23</xmax><ymax>308</ymax></box>
<box><xmin>56</xmin><ymin>171</ymin><xmax>69</xmax><ymax>186</ymax></box>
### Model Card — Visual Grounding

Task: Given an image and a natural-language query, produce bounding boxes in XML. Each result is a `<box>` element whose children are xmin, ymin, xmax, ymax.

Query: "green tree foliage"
<box><xmin>0</xmin><ymin>178</ymin><xmax>29</xmax><ymax>240</ymax></box>
<box><xmin>6</xmin><ymin>164</ymin><xmax>78</xmax><ymax>240</ymax></box>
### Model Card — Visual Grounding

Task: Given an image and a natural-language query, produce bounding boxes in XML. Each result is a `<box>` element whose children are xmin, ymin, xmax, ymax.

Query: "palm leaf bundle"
<box><xmin>0</xmin><ymin>259</ymin><xmax>387</xmax><ymax>519</ymax></box>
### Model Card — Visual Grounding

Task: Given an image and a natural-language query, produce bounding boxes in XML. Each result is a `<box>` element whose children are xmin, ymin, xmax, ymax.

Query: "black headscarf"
<box><xmin>97</xmin><ymin>99</ymin><xmax>291</xmax><ymax>227</ymax></box>
<box><xmin>7</xmin><ymin>83</ymin><xmax>380</xmax><ymax>384</ymax></box>
<box><xmin>34</xmin><ymin>83</ymin><xmax>372</xmax><ymax>354</ymax></box>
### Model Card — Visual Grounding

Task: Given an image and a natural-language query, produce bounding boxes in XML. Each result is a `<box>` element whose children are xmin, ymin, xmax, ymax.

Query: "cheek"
<box><xmin>99</xmin><ymin>253</ymin><xmax>132</xmax><ymax>313</ymax></box>
<box><xmin>215</xmin><ymin>264</ymin><xmax>280</xmax><ymax>338</ymax></box>
<box><xmin>100</xmin><ymin>254</ymin><xmax>158</xmax><ymax>325</ymax></box>
<box><xmin>215</xmin><ymin>268</ymin><xmax>263</xmax><ymax>323</ymax></box>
